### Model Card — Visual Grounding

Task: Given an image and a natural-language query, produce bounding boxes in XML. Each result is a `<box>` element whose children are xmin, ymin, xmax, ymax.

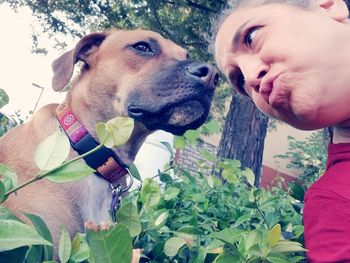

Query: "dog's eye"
<box><xmin>131</xmin><ymin>42</ymin><xmax>153</xmax><ymax>54</ymax></box>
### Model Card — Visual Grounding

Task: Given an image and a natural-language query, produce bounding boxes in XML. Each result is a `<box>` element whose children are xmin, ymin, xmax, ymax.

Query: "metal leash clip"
<box><xmin>109</xmin><ymin>184</ymin><xmax>122</xmax><ymax>222</ymax></box>
<box><xmin>109</xmin><ymin>172</ymin><xmax>134</xmax><ymax>222</ymax></box>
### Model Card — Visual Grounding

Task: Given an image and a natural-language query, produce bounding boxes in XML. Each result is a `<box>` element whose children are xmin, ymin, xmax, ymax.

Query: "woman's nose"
<box><xmin>241</xmin><ymin>58</ymin><xmax>268</xmax><ymax>92</ymax></box>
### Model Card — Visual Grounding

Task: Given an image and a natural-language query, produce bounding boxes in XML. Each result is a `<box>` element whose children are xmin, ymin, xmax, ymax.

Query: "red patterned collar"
<box><xmin>56</xmin><ymin>102</ymin><xmax>128</xmax><ymax>184</ymax></box>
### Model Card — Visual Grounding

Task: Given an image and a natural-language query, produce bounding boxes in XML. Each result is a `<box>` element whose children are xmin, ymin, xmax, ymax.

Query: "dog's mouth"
<box><xmin>127</xmin><ymin>98</ymin><xmax>211</xmax><ymax>135</ymax></box>
<box><xmin>126</xmin><ymin>60</ymin><xmax>217</xmax><ymax>135</ymax></box>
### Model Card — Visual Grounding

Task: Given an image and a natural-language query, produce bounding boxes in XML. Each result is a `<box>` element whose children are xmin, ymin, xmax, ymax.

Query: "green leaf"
<box><xmin>266</xmin><ymin>254</ymin><xmax>291</xmax><ymax>263</ymax></box>
<box><xmin>200</xmin><ymin>149</ymin><xmax>217</xmax><ymax>163</ymax></box>
<box><xmin>209</xmin><ymin>228</ymin><xmax>242</xmax><ymax>246</ymax></box>
<box><xmin>71</xmin><ymin>233</ymin><xmax>90</xmax><ymax>262</ymax></box>
<box><xmin>140</xmin><ymin>178</ymin><xmax>161</xmax><ymax>210</ymax></box>
<box><xmin>184</xmin><ymin>129</ymin><xmax>200</xmax><ymax>142</ymax></box>
<box><xmin>96</xmin><ymin>117</ymin><xmax>134</xmax><ymax>148</ymax></box>
<box><xmin>164</xmin><ymin>187</ymin><xmax>180</xmax><ymax>201</ymax></box>
<box><xmin>222</xmin><ymin>169</ymin><xmax>239</xmax><ymax>184</ymax></box>
<box><xmin>288</xmin><ymin>182</ymin><xmax>305</xmax><ymax>202</ymax></box>
<box><xmin>193</xmin><ymin>247</ymin><xmax>207</xmax><ymax>263</ymax></box>
<box><xmin>86</xmin><ymin>224</ymin><xmax>132</xmax><ymax>263</ymax></box>
<box><xmin>46</xmin><ymin>159</ymin><xmax>94</xmax><ymax>183</ymax></box>
<box><xmin>96</xmin><ymin>122</ymin><xmax>114</xmax><ymax>148</ymax></box>
<box><xmin>59</xmin><ymin>226</ymin><xmax>71</xmax><ymax>263</ymax></box>
<box><xmin>0</xmin><ymin>164</ymin><xmax>18</xmax><ymax>189</ymax></box>
<box><xmin>0</xmin><ymin>89</ymin><xmax>9</xmax><ymax>109</ymax></box>
<box><xmin>159</xmin><ymin>173</ymin><xmax>173</xmax><ymax>184</ymax></box>
<box><xmin>268</xmin><ymin>224</ymin><xmax>281</xmax><ymax>247</ymax></box>
<box><xmin>207</xmin><ymin>174</ymin><xmax>214</xmax><ymax>188</ymax></box>
<box><xmin>202</xmin><ymin>120</ymin><xmax>221</xmax><ymax>134</ymax></box>
<box><xmin>242</xmin><ymin>168</ymin><xmax>255</xmax><ymax>186</ymax></box>
<box><xmin>154</xmin><ymin>211</ymin><xmax>169</xmax><ymax>228</ymax></box>
<box><xmin>174</xmin><ymin>136</ymin><xmax>186</xmax><ymax>149</ymax></box>
<box><xmin>26</xmin><ymin>245</ymin><xmax>46</xmax><ymax>263</ymax></box>
<box><xmin>71</xmin><ymin>234</ymin><xmax>81</xmax><ymax>258</ymax></box>
<box><xmin>163</xmin><ymin>237</ymin><xmax>186</xmax><ymax>257</ymax></box>
<box><xmin>23</xmin><ymin>213</ymin><xmax>53</xmax><ymax>261</ymax></box>
<box><xmin>128</xmin><ymin>163</ymin><xmax>142</xmax><ymax>181</ymax></box>
<box><xmin>245</xmin><ymin>230</ymin><xmax>262</xmax><ymax>251</ymax></box>
<box><xmin>116</xmin><ymin>202</ymin><xmax>142</xmax><ymax>237</ymax></box>
<box><xmin>0</xmin><ymin>207</ymin><xmax>22</xmax><ymax>221</ymax></box>
<box><xmin>0</xmin><ymin>181</ymin><xmax>5</xmax><ymax>203</ymax></box>
<box><xmin>106</xmin><ymin>117</ymin><xmax>134</xmax><ymax>147</ymax></box>
<box><xmin>34</xmin><ymin>130</ymin><xmax>70</xmax><ymax>171</ymax></box>
<box><xmin>234</xmin><ymin>213</ymin><xmax>252</xmax><ymax>227</ymax></box>
<box><xmin>271</xmin><ymin>240</ymin><xmax>306</xmax><ymax>253</ymax></box>
<box><xmin>160</xmin><ymin>141</ymin><xmax>174</xmax><ymax>157</ymax></box>
<box><xmin>0</xmin><ymin>219</ymin><xmax>52</xmax><ymax>251</ymax></box>
<box><xmin>214</xmin><ymin>254</ymin><xmax>241</xmax><ymax>263</ymax></box>
<box><xmin>206</xmin><ymin>239</ymin><xmax>224</xmax><ymax>253</ymax></box>
<box><xmin>293</xmin><ymin>225</ymin><xmax>304</xmax><ymax>238</ymax></box>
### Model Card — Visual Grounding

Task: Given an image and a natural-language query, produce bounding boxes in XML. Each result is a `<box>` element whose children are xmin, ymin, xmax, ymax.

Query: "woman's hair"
<box><xmin>209</xmin><ymin>0</ymin><xmax>311</xmax><ymax>55</ymax></box>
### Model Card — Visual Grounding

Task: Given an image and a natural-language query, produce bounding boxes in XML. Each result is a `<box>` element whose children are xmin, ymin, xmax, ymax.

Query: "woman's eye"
<box><xmin>243</xmin><ymin>26</ymin><xmax>261</xmax><ymax>47</ymax></box>
<box><xmin>131</xmin><ymin>42</ymin><xmax>153</xmax><ymax>54</ymax></box>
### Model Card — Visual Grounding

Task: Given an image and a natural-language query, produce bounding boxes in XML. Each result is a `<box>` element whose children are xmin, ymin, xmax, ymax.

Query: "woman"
<box><xmin>214</xmin><ymin>0</ymin><xmax>350</xmax><ymax>261</ymax></box>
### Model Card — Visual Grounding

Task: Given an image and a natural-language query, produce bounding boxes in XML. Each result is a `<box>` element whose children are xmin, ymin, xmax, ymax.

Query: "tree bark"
<box><xmin>217</xmin><ymin>95</ymin><xmax>269</xmax><ymax>187</ymax></box>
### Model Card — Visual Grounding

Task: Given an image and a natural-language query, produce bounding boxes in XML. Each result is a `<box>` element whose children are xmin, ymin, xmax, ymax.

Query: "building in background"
<box><xmin>135</xmin><ymin>123</ymin><xmax>315</xmax><ymax>188</ymax></box>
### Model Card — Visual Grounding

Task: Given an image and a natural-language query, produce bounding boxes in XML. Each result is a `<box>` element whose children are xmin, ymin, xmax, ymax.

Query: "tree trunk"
<box><xmin>217</xmin><ymin>95</ymin><xmax>269</xmax><ymax>187</ymax></box>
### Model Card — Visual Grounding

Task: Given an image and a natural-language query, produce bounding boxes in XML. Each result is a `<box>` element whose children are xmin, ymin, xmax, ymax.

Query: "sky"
<box><xmin>0</xmin><ymin>4</ymin><xmax>66</xmax><ymax>117</ymax></box>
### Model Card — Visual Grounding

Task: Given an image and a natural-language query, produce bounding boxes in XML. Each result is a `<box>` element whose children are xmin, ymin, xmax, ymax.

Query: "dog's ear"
<box><xmin>51</xmin><ymin>32</ymin><xmax>107</xmax><ymax>91</ymax></box>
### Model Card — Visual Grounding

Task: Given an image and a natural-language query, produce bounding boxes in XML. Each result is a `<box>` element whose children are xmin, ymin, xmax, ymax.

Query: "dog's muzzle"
<box><xmin>127</xmin><ymin>61</ymin><xmax>219</xmax><ymax>135</ymax></box>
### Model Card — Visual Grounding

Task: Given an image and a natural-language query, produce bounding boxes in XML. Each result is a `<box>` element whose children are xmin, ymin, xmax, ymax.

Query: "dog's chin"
<box><xmin>128</xmin><ymin>100</ymin><xmax>209</xmax><ymax>135</ymax></box>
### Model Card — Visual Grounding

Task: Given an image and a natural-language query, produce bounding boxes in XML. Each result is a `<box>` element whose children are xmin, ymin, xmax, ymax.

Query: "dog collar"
<box><xmin>56</xmin><ymin>102</ymin><xmax>129</xmax><ymax>184</ymax></box>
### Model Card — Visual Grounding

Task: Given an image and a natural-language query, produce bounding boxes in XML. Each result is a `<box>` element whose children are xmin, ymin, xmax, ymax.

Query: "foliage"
<box><xmin>0</xmin><ymin>116</ymin><xmax>306</xmax><ymax>262</ymax></box>
<box><xmin>0</xmin><ymin>89</ymin><xmax>9</xmax><ymax>109</ymax></box>
<box><xmin>124</xmin><ymin>163</ymin><xmax>306</xmax><ymax>262</ymax></box>
<box><xmin>6</xmin><ymin>1</ymin><xmax>224</xmax><ymax>60</ymax></box>
<box><xmin>0</xmin><ymin>164</ymin><xmax>306</xmax><ymax>263</ymax></box>
<box><xmin>0</xmin><ymin>89</ymin><xmax>16</xmax><ymax>137</ymax></box>
<box><xmin>275</xmin><ymin>130</ymin><xmax>328</xmax><ymax>187</ymax></box>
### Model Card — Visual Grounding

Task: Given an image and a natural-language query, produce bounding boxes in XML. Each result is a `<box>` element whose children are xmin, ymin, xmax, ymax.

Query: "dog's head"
<box><xmin>52</xmin><ymin>30</ymin><xmax>218</xmax><ymax>135</ymax></box>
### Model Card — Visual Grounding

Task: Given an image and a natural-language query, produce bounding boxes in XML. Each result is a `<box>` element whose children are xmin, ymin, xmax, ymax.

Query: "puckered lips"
<box><xmin>260</xmin><ymin>74</ymin><xmax>280</xmax><ymax>105</ymax></box>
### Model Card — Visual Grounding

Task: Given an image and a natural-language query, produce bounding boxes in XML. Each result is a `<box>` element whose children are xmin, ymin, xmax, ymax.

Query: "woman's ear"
<box><xmin>318</xmin><ymin>0</ymin><xmax>349</xmax><ymax>22</ymax></box>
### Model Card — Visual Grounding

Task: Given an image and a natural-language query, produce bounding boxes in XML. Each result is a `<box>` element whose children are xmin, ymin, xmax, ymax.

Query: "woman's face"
<box><xmin>215</xmin><ymin>1</ymin><xmax>350</xmax><ymax>130</ymax></box>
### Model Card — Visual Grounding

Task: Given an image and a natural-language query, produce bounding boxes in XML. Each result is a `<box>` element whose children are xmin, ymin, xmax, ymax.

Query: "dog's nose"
<box><xmin>186</xmin><ymin>62</ymin><xmax>219</xmax><ymax>89</ymax></box>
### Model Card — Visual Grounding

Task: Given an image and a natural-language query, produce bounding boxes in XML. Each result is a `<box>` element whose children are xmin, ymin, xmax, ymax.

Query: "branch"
<box><xmin>185</xmin><ymin>0</ymin><xmax>217</xmax><ymax>13</ymax></box>
<box><xmin>151</xmin><ymin>2</ymin><xmax>180</xmax><ymax>43</ymax></box>
<box><xmin>92</xmin><ymin>0</ymin><xmax>120</xmax><ymax>26</ymax></box>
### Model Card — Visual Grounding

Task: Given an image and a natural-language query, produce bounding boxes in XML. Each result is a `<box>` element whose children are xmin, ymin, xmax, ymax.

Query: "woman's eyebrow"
<box><xmin>231</xmin><ymin>19</ymin><xmax>252</xmax><ymax>51</ymax></box>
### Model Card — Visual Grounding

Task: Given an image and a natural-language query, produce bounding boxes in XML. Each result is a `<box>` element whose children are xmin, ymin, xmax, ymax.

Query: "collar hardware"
<box><xmin>56</xmin><ymin>102</ymin><xmax>130</xmax><ymax>184</ymax></box>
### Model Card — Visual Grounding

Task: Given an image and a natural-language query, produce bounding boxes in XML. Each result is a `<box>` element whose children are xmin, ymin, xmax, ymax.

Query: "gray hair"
<box><xmin>209</xmin><ymin>0</ymin><xmax>311</xmax><ymax>55</ymax></box>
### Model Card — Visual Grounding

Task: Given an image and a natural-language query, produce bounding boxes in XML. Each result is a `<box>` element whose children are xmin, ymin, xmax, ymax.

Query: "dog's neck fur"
<box><xmin>62</xmin><ymin>86</ymin><xmax>151</xmax><ymax>223</ymax></box>
<box><xmin>66</xmin><ymin>83</ymin><xmax>152</xmax><ymax>166</ymax></box>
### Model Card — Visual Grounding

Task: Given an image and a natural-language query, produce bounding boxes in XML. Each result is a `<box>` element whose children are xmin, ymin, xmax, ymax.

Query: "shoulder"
<box><xmin>307</xmin><ymin>159</ymin><xmax>350</xmax><ymax>201</ymax></box>
<box><xmin>304</xmin><ymin>183</ymin><xmax>350</xmax><ymax>262</ymax></box>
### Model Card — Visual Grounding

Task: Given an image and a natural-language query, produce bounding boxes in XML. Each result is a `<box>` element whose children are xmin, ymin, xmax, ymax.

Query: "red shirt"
<box><xmin>304</xmin><ymin>143</ymin><xmax>350</xmax><ymax>262</ymax></box>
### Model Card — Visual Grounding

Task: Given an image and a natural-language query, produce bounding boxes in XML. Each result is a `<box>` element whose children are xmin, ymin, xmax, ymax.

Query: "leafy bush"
<box><xmin>275</xmin><ymin>131</ymin><xmax>327</xmax><ymax>187</ymax></box>
<box><xmin>125</xmin><ymin>161</ymin><xmax>306</xmax><ymax>263</ymax></box>
<box><xmin>0</xmin><ymin>104</ymin><xmax>306</xmax><ymax>262</ymax></box>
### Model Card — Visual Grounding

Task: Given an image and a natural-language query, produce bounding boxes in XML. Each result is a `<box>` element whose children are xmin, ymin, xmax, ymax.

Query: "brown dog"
<box><xmin>0</xmin><ymin>29</ymin><xmax>218</xmax><ymax>249</ymax></box>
